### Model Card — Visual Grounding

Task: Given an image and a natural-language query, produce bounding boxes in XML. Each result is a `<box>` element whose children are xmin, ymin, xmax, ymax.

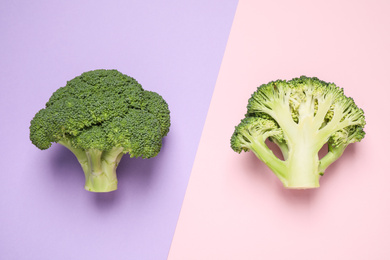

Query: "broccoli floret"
<box><xmin>30</xmin><ymin>69</ymin><xmax>170</xmax><ymax>192</ymax></box>
<box><xmin>231</xmin><ymin>76</ymin><xmax>365</xmax><ymax>189</ymax></box>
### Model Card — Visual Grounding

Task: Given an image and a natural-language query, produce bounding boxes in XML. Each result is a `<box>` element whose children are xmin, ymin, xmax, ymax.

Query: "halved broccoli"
<box><xmin>30</xmin><ymin>69</ymin><xmax>170</xmax><ymax>192</ymax></box>
<box><xmin>231</xmin><ymin>76</ymin><xmax>365</xmax><ymax>189</ymax></box>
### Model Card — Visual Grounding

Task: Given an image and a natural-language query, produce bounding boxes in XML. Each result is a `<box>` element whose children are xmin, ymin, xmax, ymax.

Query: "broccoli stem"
<box><xmin>83</xmin><ymin>148</ymin><xmax>124</xmax><ymax>192</ymax></box>
<box><xmin>281</xmin><ymin>119</ymin><xmax>323</xmax><ymax>189</ymax></box>
<box><xmin>319</xmin><ymin>144</ymin><xmax>346</xmax><ymax>174</ymax></box>
<box><xmin>284</xmin><ymin>143</ymin><xmax>320</xmax><ymax>188</ymax></box>
<box><xmin>59</xmin><ymin>140</ymin><xmax>124</xmax><ymax>192</ymax></box>
<box><xmin>250</xmin><ymin>140</ymin><xmax>288</xmax><ymax>186</ymax></box>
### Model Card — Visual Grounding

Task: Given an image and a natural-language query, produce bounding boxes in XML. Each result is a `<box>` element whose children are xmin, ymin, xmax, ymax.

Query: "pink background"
<box><xmin>169</xmin><ymin>0</ymin><xmax>390</xmax><ymax>259</ymax></box>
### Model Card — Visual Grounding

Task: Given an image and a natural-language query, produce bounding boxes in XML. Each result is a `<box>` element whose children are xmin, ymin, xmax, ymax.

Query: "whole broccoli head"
<box><xmin>30</xmin><ymin>69</ymin><xmax>170</xmax><ymax>192</ymax></box>
<box><xmin>231</xmin><ymin>76</ymin><xmax>365</xmax><ymax>189</ymax></box>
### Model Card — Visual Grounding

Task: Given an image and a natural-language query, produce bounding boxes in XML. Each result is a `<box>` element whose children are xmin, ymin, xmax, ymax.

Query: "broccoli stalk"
<box><xmin>231</xmin><ymin>76</ymin><xmax>365</xmax><ymax>189</ymax></box>
<box><xmin>59</xmin><ymin>139</ymin><xmax>124</xmax><ymax>192</ymax></box>
<box><xmin>30</xmin><ymin>69</ymin><xmax>170</xmax><ymax>192</ymax></box>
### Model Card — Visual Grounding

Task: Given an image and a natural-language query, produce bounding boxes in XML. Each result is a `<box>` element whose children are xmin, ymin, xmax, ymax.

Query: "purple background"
<box><xmin>0</xmin><ymin>1</ymin><xmax>237</xmax><ymax>259</ymax></box>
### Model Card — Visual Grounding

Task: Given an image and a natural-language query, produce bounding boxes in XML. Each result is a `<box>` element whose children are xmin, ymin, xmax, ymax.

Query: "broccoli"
<box><xmin>230</xmin><ymin>76</ymin><xmax>365</xmax><ymax>189</ymax></box>
<box><xmin>30</xmin><ymin>69</ymin><xmax>170</xmax><ymax>192</ymax></box>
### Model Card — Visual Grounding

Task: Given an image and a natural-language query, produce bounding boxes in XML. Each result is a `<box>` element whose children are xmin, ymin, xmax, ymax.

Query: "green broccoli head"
<box><xmin>231</xmin><ymin>117</ymin><xmax>284</xmax><ymax>153</ymax></box>
<box><xmin>231</xmin><ymin>76</ymin><xmax>366</xmax><ymax>189</ymax></box>
<box><xmin>105</xmin><ymin>110</ymin><xmax>163</xmax><ymax>159</ymax></box>
<box><xmin>30</xmin><ymin>69</ymin><xmax>170</xmax><ymax>192</ymax></box>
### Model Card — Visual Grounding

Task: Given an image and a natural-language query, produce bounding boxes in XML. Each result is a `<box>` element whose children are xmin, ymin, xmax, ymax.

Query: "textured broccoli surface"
<box><xmin>30</xmin><ymin>69</ymin><xmax>170</xmax><ymax>192</ymax></box>
<box><xmin>231</xmin><ymin>76</ymin><xmax>365</xmax><ymax>189</ymax></box>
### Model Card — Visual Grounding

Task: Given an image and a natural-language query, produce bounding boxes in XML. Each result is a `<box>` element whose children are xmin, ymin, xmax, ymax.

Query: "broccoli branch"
<box><xmin>59</xmin><ymin>140</ymin><xmax>124</xmax><ymax>192</ymax></box>
<box><xmin>319</xmin><ymin>144</ymin><xmax>346</xmax><ymax>174</ymax></box>
<box><xmin>237</xmin><ymin>131</ymin><xmax>287</xmax><ymax>185</ymax></box>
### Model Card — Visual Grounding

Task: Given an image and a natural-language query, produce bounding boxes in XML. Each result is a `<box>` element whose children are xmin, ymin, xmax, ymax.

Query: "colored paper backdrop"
<box><xmin>0</xmin><ymin>1</ymin><xmax>237</xmax><ymax>259</ymax></box>
<box><xmin>168</xmin><ymin>0</ymin><xmax>390</xmax><ymax>259</ymax></box>
<box><xmin>2</xmin><ymin>0</ymin><xmax>389</xmax><ymax>259</ymax></box>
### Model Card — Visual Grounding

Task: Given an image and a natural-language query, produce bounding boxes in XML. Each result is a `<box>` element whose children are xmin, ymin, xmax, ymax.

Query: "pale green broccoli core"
<box><xmin>59</xmin><ymin>139</ymin><xmax>124</xmax><ymax>192</ymax></box>
<box><xmin>231</xmin><ymin>76</ymin><xmax>365</xmax><ymax>189</ymax></box>
<box><xmin>30</xmin><ymin>69</ymin><xmax>170</xmax><ymax>192</ymax></box>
